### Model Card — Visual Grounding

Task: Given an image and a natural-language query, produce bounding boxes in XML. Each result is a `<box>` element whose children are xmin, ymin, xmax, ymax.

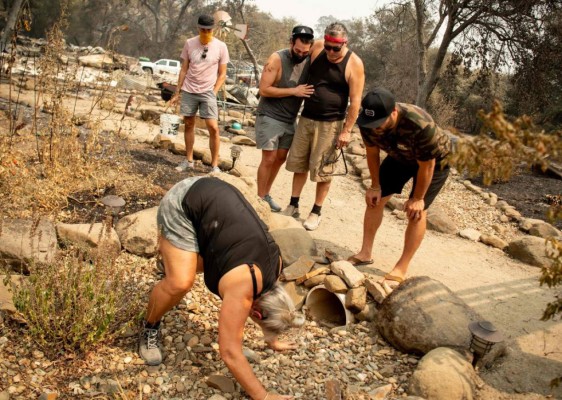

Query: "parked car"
<box><xmin>139</xmin><ymin>58</ymin><xmax>181</xmax><ymax>75</ymax></box>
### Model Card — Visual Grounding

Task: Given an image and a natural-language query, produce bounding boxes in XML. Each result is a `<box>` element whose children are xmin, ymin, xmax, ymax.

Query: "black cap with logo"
<box><xmin>197</xmin><ymin>14</ymin><xmax>215</xmax><ymax>29</ymax></box>
<box><xmin>291</xmin><ymin>25</ymin><xmax>314</xmax><ymax>40</ymax></box>
<box><xmin>356</xmin><ymin>87</ymin><xmax>396</xmax><ymax>129</ymax></box>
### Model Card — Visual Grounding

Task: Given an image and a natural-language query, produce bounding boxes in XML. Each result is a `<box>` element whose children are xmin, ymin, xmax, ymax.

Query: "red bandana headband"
<box><xmin>324</xmin><ymin>34</ymin><xmax>347</xmax><ymax>44</ymax></box>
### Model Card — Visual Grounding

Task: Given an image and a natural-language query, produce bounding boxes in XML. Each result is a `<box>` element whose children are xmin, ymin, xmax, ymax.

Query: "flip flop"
<box><xmin>378</xmin><ymin>274</ymin><xmax>404</xmax><ymax>296</ymax></box>
<box><xmin>347</xmin><ymin>256</ymin><xmax>374</xmax><ymax>266</ymax></box>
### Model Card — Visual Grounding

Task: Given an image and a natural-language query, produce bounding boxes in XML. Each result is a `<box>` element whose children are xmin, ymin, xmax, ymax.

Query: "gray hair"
<box><xmin>324</xmin><ymin>22</ymin><xmax>348</xmax><ymax>40</ymax></box>
<box><xmin>253</xmin><ymin>282</ymin><xmax>305</xmax><ymax>336</ymax></box>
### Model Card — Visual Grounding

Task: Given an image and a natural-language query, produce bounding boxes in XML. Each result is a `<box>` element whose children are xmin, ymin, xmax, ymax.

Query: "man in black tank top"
<box><xmin>256</xmin><ymin>26</ymin><xmax>315</xmax><ymax>213</ymax></box>
<box><xmin>284</xmin><ymin>22</ymin><xmax>365</xmax><ymax>231</ymax></box>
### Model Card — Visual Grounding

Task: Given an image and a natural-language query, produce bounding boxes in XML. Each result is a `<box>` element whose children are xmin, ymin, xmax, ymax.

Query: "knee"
<box><xmin>185</xmin><ymin>119</ymin><xmax>195</xmax><ymax>130</ymax></box>
<box><xmin>261</xmin><ymin>153</ymin><xmax>276</xmax><ymax>166</ymax></box>
<box><xmin>160</xmin><ymin>276</ymin><xmax>194</xmax><ymax>297</ymax></box>
<box><xmin>207</xmin><ymin>124</ymin><xmax>219</xmax><ymax>136</ymax></box>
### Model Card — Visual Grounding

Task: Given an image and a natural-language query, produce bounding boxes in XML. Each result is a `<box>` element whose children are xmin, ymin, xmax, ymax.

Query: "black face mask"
<box><xmin>290</xmin><ymin>50</ymin><xmax>307</xmax><ymax>64</ymax></box>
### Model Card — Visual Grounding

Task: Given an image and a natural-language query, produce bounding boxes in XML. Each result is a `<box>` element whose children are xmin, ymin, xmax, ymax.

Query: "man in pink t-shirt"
<box><xmin>171</xmin><ymin>14</ymin><xmax>229</xmax><ymax>173</ymax></box>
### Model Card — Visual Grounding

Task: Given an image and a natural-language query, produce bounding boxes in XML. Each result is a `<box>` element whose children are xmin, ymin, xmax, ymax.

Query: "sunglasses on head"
<box><xmin>324</xmin><ymin>43</ymin><xmax>343</xmax><ymax>52</ymax></box>
<box><xmin>201</xmin><ymin>46</ymin><xmax>208</xmax><ymax>59</ymax></box>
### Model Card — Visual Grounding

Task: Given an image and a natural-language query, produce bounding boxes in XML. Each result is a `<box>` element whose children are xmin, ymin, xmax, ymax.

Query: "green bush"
<box><xmin>11</xmin><ymin>244</ymin><xmax>143</xmax><ymax>355</ymax></box>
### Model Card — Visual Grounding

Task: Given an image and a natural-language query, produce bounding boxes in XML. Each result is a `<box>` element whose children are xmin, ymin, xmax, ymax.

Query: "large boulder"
<box><xmin>409</xmin><ymin>347</ymin><xmax>478</xmax><ymax>400</ymax></box>
<box><xmin>268</xmin><ymin>214</ymin><xmax>316</xmax><ymax>266</ymax></box>
<box><xmin>56</xmin><ymin>223</ymin><xmax>121</xmax><ymax>255</ymax></box>
<box><xmin>0</xmin><ymin>218</ymin><xmax>57</xmax><ymax>273</ymax></box>
<box><xmin>507</xmin><ymin>236</ymin><xmax>553</xmax><ymax>268</ymax></box>
<box><xmin>376</xmin><ymin>276</ymin><xmax>483</xmax><ymax>355</ymax></box>
<box><xmin>115</xmin><ymin>207</ymin><xmax>158</xmax><ymax>257</ymax></box>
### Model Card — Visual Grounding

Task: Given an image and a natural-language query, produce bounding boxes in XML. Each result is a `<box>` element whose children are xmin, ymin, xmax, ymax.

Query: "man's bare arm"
<box><xmin>259</xmin><ymin>53</ymin><xmax>313</xmax><ymax>98</ymax></box>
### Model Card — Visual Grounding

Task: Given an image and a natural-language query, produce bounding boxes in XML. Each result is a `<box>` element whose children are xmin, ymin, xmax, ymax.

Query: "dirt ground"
<box><xmin>1</xmin><ymin>85</ymin><xmax>561</xmax><ymax>398</ymax></box>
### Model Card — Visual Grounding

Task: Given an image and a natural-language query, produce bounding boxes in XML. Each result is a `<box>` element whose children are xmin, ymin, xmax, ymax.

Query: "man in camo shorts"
<box><xmin>348</xmin><ymin>87</ymin><xmax>452</xmax><ymax>298</ymax></box>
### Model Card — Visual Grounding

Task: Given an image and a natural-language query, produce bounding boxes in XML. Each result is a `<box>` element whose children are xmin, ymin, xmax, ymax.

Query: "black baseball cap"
<box><xmin>197</xmin><ymin>14</ymin><xmax>215</xmax><ymax>29</ymax></box>
<box><xmin>357</xmin><ymin>87</ymin><xmax>396</xmax><ymax>129</ymax></box>
<box><xmin>291</xmin><ymin>25</ymin><xmax>314</xmax><ymax>40</ymax></box>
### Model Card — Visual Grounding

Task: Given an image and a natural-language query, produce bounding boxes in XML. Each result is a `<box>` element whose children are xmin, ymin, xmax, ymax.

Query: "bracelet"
<box><xmin>367</xmin><ymin>186</ymin><xmax>381</xmax><ymax>192</ymax></box>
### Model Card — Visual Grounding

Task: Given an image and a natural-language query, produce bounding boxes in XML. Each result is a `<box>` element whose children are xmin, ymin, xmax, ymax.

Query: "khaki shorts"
<box><xmin>285</xmin><ymin>116</ymin><xmax>343</xmax><ymax>182</ymax></box>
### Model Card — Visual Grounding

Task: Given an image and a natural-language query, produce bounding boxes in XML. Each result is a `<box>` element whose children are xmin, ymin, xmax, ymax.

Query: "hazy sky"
<box><xmin>255</xmin><ymin>0</ymin><xmax>387</xmax><ymax>30</ymax></box>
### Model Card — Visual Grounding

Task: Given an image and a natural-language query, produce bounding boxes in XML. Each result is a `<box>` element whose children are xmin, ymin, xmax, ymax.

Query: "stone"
<box><xmin>518</xmin><ymin>218</ymin><xmax>544</xmax><ymax>232</ymax></box>
<box><xmin>529</xmin><ymin>222</ymin><xmax>561</xmax><ymax>239</ymax></box>
<box><xmin>499</xmin><ymin>215</ymin><xmax>509</xmax><ymax>223</ymax></box>
<box><xmin>345</xmin><ymin>286</ymin><xmax>367</xmax><ymax>314</ymax></box>
<box><xmin>368</xmin><ymin>383</ymin><xmax>393</xmax><ymax>399</ymax></box>
<box><xmin>304</xmin><ymin>274</ymin><xmax>328</xmax><ymax>288</ymax></box>
<box><xmin>459</xmin><ymin>228</ymin><xmax>481</xmax><ymax>242</ymax></box>
<box><xmin>56</xmin><ymin>223</ymin><xmax>121</xmax><ymax>255</ymax></box>
<box><xmin>353</xmin><ymin>158</ymin><xmax>369</xmax><ymax>175</ymax></box>
<box><xmin>386</xmin><ymin>197</ymin><xmax>404</xmax><ymax>211</ymax></box>
<box><xmin>364</xmin><ymin>278</ymin><xmax>387</xmax><ymax>304</ymax></box>
<box><xmin>325</xmin><ymin>379</ymin><xmax>342</xmax><ymax>400</ymax></box>
<box><xmin>507</xmin><ymin>236</ymin><xmax>553</xmax><ymax>268</ymax></box>
<box><xmin>495</xmin><ymin>200</ymin><xmax>510</xmax><ymax>211</ymax></box>
<box><xmin>226</xmin><ymin>126</ymin><xmax>248</xmax><ymax>136</ymax></box>
<box><xmin>296</xmin><ymin>267</ymin><xmax>330</xmax><ymax>285</ymax></box>
<box><xmin>228</xmin><ymin>110</ymin><xmax>244</xmax><ymax>118</ymax></box>
<box><xmin>348</xmin><ymin>144</ymin><xmax>366</xmax><ymax>156</ymax></box>
<box><xmin>281</xmin><ymin>280</ymin><xmax>309</xmax><ymax>310</ymax></box>
<box><xmin>231</xmin><ymin>136</ymin><xmax>256</xmax><ymax>146</ymax></box>
<box><xmin>38</xmin><ymin>392</ymin><xmax>58</xmax><ymax>400</ymax></box>
<box><xmin>0</xmin><ymin>392</ymin><xmax>9</xmax><ymax>400</ymax></box>
<box><xmin>242</xmin><ymin>347</ymin><xmax>260</xmax><ymax>363</ymax></box>
<box><xmin>206</xmin><ymin>375</ymin><xmax>235</xmax><ymax>393</ymax></box>
<box><xmin>269</xmin><ymin>229</ymin><xmax>316</xmax><ymax>267</ymax></box>
<box><xmin>376</xmin><ymin>276</ymin><xmax>484</xmax><ymax>354</ymax></box>
<box><xmin>409</xmin><ymin>347</ymin><xmax>478</xmax><ymax>400</ymax></box>
<box><xmin>354</xmin><ymin>302</ymin><xmax>377</xmax><ymax>322</ymax></box>
<box><xmin>0</xmin><ymin>275</ymin><xmax>27</xmax><ymax>323</ymax></box>
<box><xmin>115</xmin><ymin>207</ymin><xmax>158</xmax><ymax>257</ymax></box>
<box><xmin>480</xmin><ymin>234</ymin><xmax>508</xmax><ymax>250</ymax></box>
<box><xmin>324</xmin><ymin>275</ymin><xmax>348</xmax><ymax>294</ymax></box>
<box><xmin>426</xmin><ymin>207</ymin><xmax>458</xmax><ymax>234</ymax></box>
<box><xmin>281</xmin><ymin>256</ymin><xmax>315</xmax><ymax>281</ymax></box>
<box><xmin>208</xmin><ymin>395</ymin><xmax>227</xmax><ymax>400</ymax></box>
<box><xmin>0</xmin><ymin>218</ymin><xmax>57</xmax><ymax>273</ymax></box>
<box><xmin>330</xmin><ymin>261</ymin><xmax>365</xmax><ymax>288</ymax></box>
<box><xmin>504</xmin><ymin>208</ymin><xmax>522</xmax><ymax>221</ymax></box>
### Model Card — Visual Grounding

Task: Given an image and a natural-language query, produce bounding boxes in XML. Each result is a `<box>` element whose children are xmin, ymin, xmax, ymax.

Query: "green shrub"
<box><xmin>11</xmin><ymin>244</ymin><xmax>143</xmax><ymax>356</ymax></box>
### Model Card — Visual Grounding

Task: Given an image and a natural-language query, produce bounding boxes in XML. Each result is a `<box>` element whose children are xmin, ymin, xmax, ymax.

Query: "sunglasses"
<box><xmin>324</xmin><ymin>44</ymin><xmax>343</xmax><ymax>52</ymax></box>
<box><xmin>201</xmin><ymin>46</ymin><xmax>208</xmax><ymax>59</ymax></box>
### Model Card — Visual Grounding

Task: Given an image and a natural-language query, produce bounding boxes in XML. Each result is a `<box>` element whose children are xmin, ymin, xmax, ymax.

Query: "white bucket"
<box><xmin>305</xmin><ymin>285</ymin><xmax>355</xmax><ymax>327</ymax></box>
<box><xmin>160</xmin><ymin>113</ymin><xmax>181</xmax><ymax>136</ymax></box>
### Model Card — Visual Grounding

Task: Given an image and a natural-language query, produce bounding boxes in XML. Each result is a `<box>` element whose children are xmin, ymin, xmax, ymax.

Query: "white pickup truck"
<box><xmin>139</xmin><ymin>58</ymin><xmax>181</xmax><ymax>75</ymax></box>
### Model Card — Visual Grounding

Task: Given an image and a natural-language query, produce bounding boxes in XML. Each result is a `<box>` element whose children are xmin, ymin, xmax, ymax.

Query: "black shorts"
<box><xmin>379</xmin><ymin>156</ymin><xmax>449</xmax><ymax>209</ymax></box>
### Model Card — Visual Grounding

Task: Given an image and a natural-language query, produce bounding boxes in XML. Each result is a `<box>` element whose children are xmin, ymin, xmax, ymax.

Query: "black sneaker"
<box><xmin>138</xmin><ymin>321</ymin><xmax>163</xmax><ymax>366</ymax></box>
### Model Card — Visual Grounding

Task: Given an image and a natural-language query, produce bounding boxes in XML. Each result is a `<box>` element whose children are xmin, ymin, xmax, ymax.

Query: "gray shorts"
<box><xmin>180</xmin><ymin>90</ymin><xmax>218</xmax><ymax>119</ymax></box>
<box><xmin>255</xmin><ymin>114</ymin><xmax>296</xmax><ymax>150</ymax></box>
<box><xmin>157</xmin><ymin>177</ymin><xmax>202</xmax><ymax>252</ymax></box>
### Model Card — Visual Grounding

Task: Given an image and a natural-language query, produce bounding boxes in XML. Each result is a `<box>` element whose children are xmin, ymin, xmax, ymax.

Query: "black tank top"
<box><xmin>301</xmin><ymin>50</ymin><xmax>353</xmax><ymax>121</ymax></box>
<box><xmin>182</xmin><ymin>178</ymin><xmax>280</xmax><ymax>298</ymax></box>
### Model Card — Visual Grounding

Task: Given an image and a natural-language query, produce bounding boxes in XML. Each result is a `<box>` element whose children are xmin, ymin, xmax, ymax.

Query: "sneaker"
<box><xmin>138</xmin><ymin>322</ymin><xmax>163</xmax><ymax>366</ymax></box>
<box><xmin>282</xmin><ymin>205</ymin><xmax>300</xmax><ymax>218</ymax></box>
<box><xmin>210</xmin><ymin>166</ymin><xmax>221</xmax><ymax>174</ymax></box>
<box><xmin>263</xmin><ymin>194</ymin><xmax>282</xmax><ymax>212</ymax></box>
<box><xmin>175</xmin><ymin>160</ymin><xmax>193</xmax><ymax>172</ymax></box>
<box><xmin>303</xmin><ymin>212</ymin><xmax>322</xmax><ymax>231</ymax></box>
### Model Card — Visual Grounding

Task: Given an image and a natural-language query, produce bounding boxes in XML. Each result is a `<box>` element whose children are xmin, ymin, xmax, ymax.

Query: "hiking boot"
<box><xmin>303</xmin><ymin>212</ymin><xmax>322</xmax><ymax>231</ymax></box>
<box><xmin>138</xmin><ymin>322</ymin><xmax>163</xmax><ymax>366</ymax></box>
<box><xmin>263</xmin><ymin>194</ymin><xmax>282</xmax><ymax>212</ymax></box>
<box><xmin>282</xmin><ymin>205</ymin><xmax>300</xmax><ymax>218</ymax></box>
<box><xmin>175</xmin><ymin>160</ymin><xmax>194</xmax><ymax>172</ymax></box>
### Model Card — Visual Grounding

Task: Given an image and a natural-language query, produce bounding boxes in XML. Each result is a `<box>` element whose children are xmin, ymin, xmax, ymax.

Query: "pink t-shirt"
<box><xmin>180</xmin><ymin>36</ymin><xmax>229</xmax><ymax>93</ymax></box>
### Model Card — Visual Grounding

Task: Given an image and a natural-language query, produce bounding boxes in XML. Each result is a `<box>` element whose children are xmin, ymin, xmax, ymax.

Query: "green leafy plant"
<box><xmin>11</xmin><ymin>242</ymin><xmax>143</xmax><ymax>355</ymax></box>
